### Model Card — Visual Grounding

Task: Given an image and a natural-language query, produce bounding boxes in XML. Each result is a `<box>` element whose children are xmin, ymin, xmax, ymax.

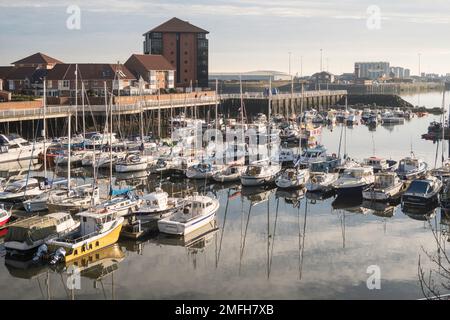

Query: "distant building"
<box><xmin>354</xmin><ymin>62</ymin><xmax>390</xmax><ymax>79</ymax></box>
<box><xmin>45</xmin><ymin>64</ymin><xmax>136</xmax><ymax>97</ymax></box>
<box><xmin>143</xmin><ymin>17</ymin><xmax>209</xmax><ymax>88</ymax></box>
<box><xmin>209</xmin><ymin>70</ymin><xmax>292</xmax><ymax>82</ymax></box>
<box><xmin>311</xmin><ymin>71</ymin><xmax>335</xmax><ymax>84</ymax></box>
<box><xmin>389</xmin><ymin>66</ymin><xmax>405</xmax><ymax>78</ymax></box>
<box><xmin>12</xmin><ymin>52</ymin><xmax>62</xmax><ymax>70</ymax></box>
<box><xmin>124</xmin><ymin>54</ymin><xmax>175</xmax><ymax>93</ymax></box>
<box><xmin>404</xmin><ymin>69</ymin><xmax>411</xmax><ymax>78</ymax></box>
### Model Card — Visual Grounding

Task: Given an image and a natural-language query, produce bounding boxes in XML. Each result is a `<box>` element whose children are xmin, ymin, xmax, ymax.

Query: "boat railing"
<box><xmin>65</xmin><ymin>230</ymin><xmax>100</xmax><ymax>244</ymax></box>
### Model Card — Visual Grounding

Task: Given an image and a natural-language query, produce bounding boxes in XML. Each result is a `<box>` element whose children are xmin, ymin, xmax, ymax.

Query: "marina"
<box><xmin>0</xmin><ymin>90</ymin><xmax>448</xmax><ymax>299</ymax></box>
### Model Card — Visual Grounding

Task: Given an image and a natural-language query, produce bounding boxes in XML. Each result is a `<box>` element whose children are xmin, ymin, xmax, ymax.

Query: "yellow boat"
<box><xmin>47</xmin><ymin>210</ymin><xmax>124</xmax><ymax>263</ymax></box>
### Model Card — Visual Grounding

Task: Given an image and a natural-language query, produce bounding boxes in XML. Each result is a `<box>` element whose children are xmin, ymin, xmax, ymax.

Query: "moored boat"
<box><xmin>401</xmin><ymin>175</ymin><xmax>443</xmax><ymax>208</ymax></box>
<box><xmin>362</xmin><ymin>172</ymin><xmax>405</xmax><ymax>201</ymax></box>
<box><xmin>157</xmin><ymin>193</ymin><xmax>219</xmax><ymax>235</ymax></box>
<box><xmin>46</xmin><ymin>210</ymin><xmax>124</xmax><ymax>264</ymax></box>
<box><xmin>332</xmin><ymin>166</ymin><xmax>375</xmax><ymax>196</ymax></box>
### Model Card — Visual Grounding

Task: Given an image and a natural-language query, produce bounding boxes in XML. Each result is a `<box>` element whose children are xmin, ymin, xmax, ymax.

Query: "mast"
<box><xmin>67</xmin><ymin>113</ymin><xmax>71</xmax><ymax>194</ymax></box>
<box><xmin>107</xmin><ymin>81</ymin><xmax>113</xmax><ymax>199</ymax></box>
<box><xmin>82</xmin><ymin>81</ymin><xmax>86</xmax><ymax>147</ymax></box>
<box><xmin>268</xmin><ymin>77</ymin><xmax>272</xmax><ymax>164</ymax></box>
<box><xmin>75</xmin><ymin>64</ymin><xmax>78</xmax><ymax>133</ymax></box>
<box><xmin>442</xmin><ymin>90</ymin><xmax>446</xmax><ymax>166</ymax></box>
<box><xmin>215</xmin><ymin>79</ymin><xmax>219</xmax><ymax>131</ymax></box>
<box><xmin>290</xmin><ymin>75</ymin><xmax>294</xmax><ymax>120</ymax></box>
<box><xmin>43</xmin><ymin>77</ymin><xmax>47</xmax><ymax>182</ymax></box>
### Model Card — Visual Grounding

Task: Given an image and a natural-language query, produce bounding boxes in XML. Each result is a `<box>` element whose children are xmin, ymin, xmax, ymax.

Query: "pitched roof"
<box><xmin>6</xmin><ymin>67</ymin><xmax>37</xmax><ymax>80</ymax></box>
<box><xmin>12</xmin><ymin>52</ymin><xmax>63</xmax><ymax>65</ymax></box>
<box><xmin>46</xmin><ymin>64</ymin><xmax>136</xmax><ymax>81</ymax></box>
<box><xmin>144</xmin><ymin>17</ymin><xmax>208</xmax><ymax>35</ymax></box>
<box><xmin>0</xmin><ymin>66</ymin><xmax>14</xmax><ymax>79</ymax></box>
<box><xmin>128</xmin><ymin>54</ymin><xmax>175</xmax><ymax>71</ymax></box>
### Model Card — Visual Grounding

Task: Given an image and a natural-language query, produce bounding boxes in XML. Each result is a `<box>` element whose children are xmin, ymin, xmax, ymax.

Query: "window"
<box><xmin>96</xmin><ymin>241</ymin><xmax>99</xmax><ymax>247</ymax></box>
<box><xmin>74</xmin><ymin>250</ymin><xmax>78</xmax><ymax>255</ymax></box>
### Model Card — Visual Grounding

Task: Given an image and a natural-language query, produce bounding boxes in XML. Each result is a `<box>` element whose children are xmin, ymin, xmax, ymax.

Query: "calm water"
<box><xmin>0</xmin><ymin>91</ymin><xmax>449</xmax><ymax>300</ymax></box>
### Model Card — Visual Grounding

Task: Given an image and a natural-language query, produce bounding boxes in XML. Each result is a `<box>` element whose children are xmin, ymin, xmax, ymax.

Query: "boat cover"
<box><xmin>5</xmin><ymin>216</ymin><xmax>58</xmax><ymax>245</ymax></box>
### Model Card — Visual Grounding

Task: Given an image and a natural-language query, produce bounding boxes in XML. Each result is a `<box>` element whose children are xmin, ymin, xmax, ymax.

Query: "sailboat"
<box><xmin>47</xmin><ymin>114</ymin><xmax>100</xmax><ymax>214</ymax></box>
<box><xmin>241</xmin><ymin>77</ymin><xmax>281</xmax><ymax>187</ymax></box>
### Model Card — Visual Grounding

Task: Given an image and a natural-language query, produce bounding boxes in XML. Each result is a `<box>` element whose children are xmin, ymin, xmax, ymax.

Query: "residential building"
<box><xmin>143</xmin><ymin>17</ymin><xmax>209</xmax><ymax>88</ymax></box>
<box><xmin>12</xmin><ymin>52</ymin><xmax>62</xmax><ymax>69</ymax></box>
<box><xmin>5</xmin><ymin>67</ymin><xmax>44</xmax><ymax>94</ymax></box>
<box><xmin>45</xmin><ymin>64</ymin><xmax>136</xmax><ymax>97</ymax></box>
<box><xmin>311</xmin><ymin>71</ymin><xmax>335</xmax><ymax>84</ymax></box>
<box><xmin>124</xmin><ymin>54</ymin><xmax>175</xmax><ymax>92</ymax></box>
<box><xmin>354</xmin><ymin>62</ymin><xmax>390</xmax><ymax>79</ymax></box>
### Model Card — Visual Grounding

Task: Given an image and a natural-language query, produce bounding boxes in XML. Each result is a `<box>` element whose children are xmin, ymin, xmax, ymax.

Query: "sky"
<box><xmin>1</xmin><ymin>0</ymin><xmax>450</xmax><ymax>75</ymax></box>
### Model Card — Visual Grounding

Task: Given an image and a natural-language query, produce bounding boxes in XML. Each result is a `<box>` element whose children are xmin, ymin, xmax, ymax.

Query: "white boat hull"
<box><xmin>158</xmin><ymin>210</ymin><xmax>217</xmax><ymax>235</ymax></box>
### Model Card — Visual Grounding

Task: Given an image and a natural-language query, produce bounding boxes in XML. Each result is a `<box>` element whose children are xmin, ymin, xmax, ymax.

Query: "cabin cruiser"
<box><xmin>158</xmin><ymin>193</ymin><xmax>219</xmax><ymax>235</ymax></box>
<box><xmin>306</xmin><ymin>171</ymin><xmax>339</xmax><ymax>192</ymax></box>
<box><xmin>0</xmin><ymin>178</ymin><xmax>44</xmax><ymax>202</ymax></box>
<box><xmin>296</xmin><ymin>144</ymin><xmax>327</xmax><ymax>166</ymax></box>
<box><xmin>440</xmin><ymin>179</ymin><xmax>450</xmax><ymax>211</ymax></box>
<box><xmin>396</xmin><ymin>156</ymin><xmax>428</xmax><ymax>180</ymax></box>
<box><xmin>115</xmin><ymin>152</ymin><xmax>148</xmax><ymax>173</ymax></box>
<box><xmin>54</xmin><ymin>150</ymin><xmax>84</xmax><ymax>166</ymax></box>
<box><xmin>4</xmin><ymin>212</ymin><xmax>79</xmax><ymax>253</ymax></box>
<box><xmin>46</xmin><ymin>210</ymin><xmax>124</xmax><ymax>264</ymax></box>
<box><xmin>275</xmin><ymin>167</ymin><xmax>310</xmax><ymax>189</ymax></box>
<box><xmin>186</xmin><ymin>162</ymin><xmax>223</xmax><ymax>180</ymax></box>
<box><xmin>135</xmin><ymin>188</ymin><xmax>184</xmax><ymax>223</ymax></box>
<box><xmin>401</xmin><ymin>176</ymin><xmax>443</xmax><ymax>208</ymax></box>
<box><xmin>363</xmin><ymin>156</ymin><xmax>397</xmax><ymax>173</ymax></box>
<box><xmin>362</xmin><ymin>172</ymin><xmax>405</xmax><ymax>201</ymax></box>
<box><xmin>212</xmin><ymin>164</ymin><xmax>246</xmax><ymax>183</ymax></box>
<box><xmin>47</xmin><ymin>185</ymin><xmax>100</xmax><ymax>214</ymax></box>
<box><xmin>332</xmin><ymin>166</ymin><xmax>375</xmax><ymax>196</ymax></box>
<box><xmin>0</xmin><ymin>134</ymin><xmax>45</xmax><ymax>163</ymax></box>
<box><xmin>240</xmin><ymin>160</ymin><xmax>281</xmax><ymax>187</ymax></box>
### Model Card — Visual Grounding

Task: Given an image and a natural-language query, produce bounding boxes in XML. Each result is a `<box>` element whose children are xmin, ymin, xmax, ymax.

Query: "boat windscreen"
<box><xmin>407</xmin><ymin>181</ymin><xmax>430</xmax><ymax>194</ymax></box>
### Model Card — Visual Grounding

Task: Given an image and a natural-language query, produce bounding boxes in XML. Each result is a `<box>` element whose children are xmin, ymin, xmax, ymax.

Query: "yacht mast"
<box><xmin>82</xmin><ymin>81</ymin><xmax>86</xmax><ymax>146</ymax></box>
<box><xmin>75</xmin><ymin>64</ymin><xmax>78</xmax><ymax>133</ymax></box>
<box><xmin>67</xmin><ymin>113</ymin><xmax>71</xmax><ymax>194</ymax></box>
<box><xmin>43</xmin><ymin>78</ymin><xmax>47</xmax><ymax>182</ymax></box>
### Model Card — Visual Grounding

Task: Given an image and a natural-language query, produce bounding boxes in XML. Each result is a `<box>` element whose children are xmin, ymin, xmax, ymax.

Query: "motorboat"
<box><xmin>332</xmin><ymin>166</ymin><xmax>375</xmax><ymax>196</ymax></box>
<box><xmin>362</xmin><ymin>156</ymin><xmax>397</xmax><ymax>173</ymax></box>
<box><xmin>240</xmin><ymin>160</ymin><xmax>281</xmax><ymax>187</ymax></box>
<box><xmin>401</xmin><ymin>176</ymin><xmax>443</xmax><ymax>208</ymax></box>
<box><xmin>158</xmin><ymin>193</ymin><xmax>219</xmax><ymax>235</ymax></box>
<box><xmin>46</xmin><ymin>210</ymin><xmax>124</xmax><ymax>264</ymax></box>
<box><xmin>4</xmin><ymin>212</ymin><xmax>80</xmax><ymax>253</ymax></box>
<box><xmin>115</xmin><ymin>152</ymin><xmax>148</xmax><ymax>173</ymax></box>
<box><xmin>134</xmin><ymin>188</ymin><xmax>184</xmax><ymax>223</ymax></box>
<box><xmin>0</xmin><ymin>178</ymin><xmax>44</xmax><ymax>202</ymax></box>
<box><xmin>296</xmin><ymin>144</ymin><xmax>327</xmax><ymax>166</ymax></box>
<box><xmin>381</xmin><ymin>112</ymin><xmax>405</xmax><ymax>124</ymax></box>
<box><xmin>362</xmin><ymin>172</ymin><xmax>405</xmax><ymax>201</ymax></box>
<box><xmin>275</xmin><ymin>167</ymin><xmax>310</xmax><ymax>189</ymax></box>
<box><xmin>306</xmin><ymin>171</ymin><xmax>339</xmax><ymax>192</ymax></box>
<box><xmin>278</xmin><ymin>146</ymin><xmax>299</xmax><ymax>165</ymax></box>
<box><xmin>186</xmin><ymin>162</ymin><xmax>223</xmax><ymax>180</ymax></box>
<box><xmin>396</xmin><ymin>156</ymin><xmax>428</xmax><ymax>180</ymax></box>
<box><xmin>0</xmin><ymin>134</ymin><xmax>45</xmax><ymax>163</ymax></box>
<box><xmin>212</xmin><ymin>164</ymin><xmax>246</xmax><ymax>183</ymax></box>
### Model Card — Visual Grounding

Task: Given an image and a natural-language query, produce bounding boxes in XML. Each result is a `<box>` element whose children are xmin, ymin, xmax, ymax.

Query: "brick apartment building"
<box><xmin>12</xmin><ymin>52</ymin><xmax>62</xmax><ymax>69</ymax></box>
<box><xmin>143</xmin><ymin>17</ymin><xmax>209</xmax><ymax>88</ymax></box>
<box><xmin>124</xmin><ymin>54</ymin><xmax>175</xmax><ymax>93</ymax></box>
<box><xmin>45</xmin><ymin>63</ymin><xmax>136</xmax><ymax>97</ymax></box>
